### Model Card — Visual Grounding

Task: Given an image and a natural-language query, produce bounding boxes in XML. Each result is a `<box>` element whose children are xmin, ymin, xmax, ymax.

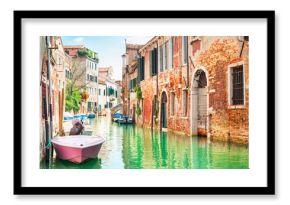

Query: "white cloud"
<box><xmin>73</xmin><ymin>37</ymin><xmax>85</xmax><ymax>45</ymax></box>
<box><xmin>125</xmin><ymin>36</ymin><xmax>153</xmax><ymax>45</ymax></box>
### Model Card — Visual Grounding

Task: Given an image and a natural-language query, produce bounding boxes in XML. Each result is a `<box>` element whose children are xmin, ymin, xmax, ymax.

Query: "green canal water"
<box><xmin>41</xmin><ymin>116</ymin><xmax>249</xmax><ymax>169</ymax></box>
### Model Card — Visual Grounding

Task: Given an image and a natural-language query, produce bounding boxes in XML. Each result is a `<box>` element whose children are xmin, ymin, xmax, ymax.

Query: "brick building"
<box><xmin>135</xmin><ymin>36</ymin><xmax>249</xmax><ymax>144</ymax></box>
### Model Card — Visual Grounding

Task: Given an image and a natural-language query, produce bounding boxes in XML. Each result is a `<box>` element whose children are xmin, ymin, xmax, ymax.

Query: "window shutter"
<box><xmin>153</xmin><ymin>49</ymin><xmax>156</xmax><ymax>75</ymax></box>
<box><xmin>183</xmin><ymin>37</ymin><xmax>188</xmax><ymax>64</ymax></box>
<box><xmin>159</xmin><ymin>46</ymin><xmax>163</xmax><ymax>72</ymax></box>
<box><xmin>149</xmin><ymin>51</ymin><xmax>152</xmax><ymax>76</ymax></box>
<box><xmin>141</xmin><ymin>57</ymin><xmax>144</xmax><ymax>80</ymax></box>
<box><xmin>155</xmin><ymin>48</ymin><xmax>157</xmax><ymax>74</ymax></box>
<box><xmin>171</xmin><ymin>37</ymin><xmax>174</xmax><ymax>68</ymax></box>
<box><xmin>165</xmin><ymin>42</ymin><xmax>168</xmax><ymax>70</ymax></box>
<box><xmin>137</xmin><ymin>57</ymin><xmax>141</xmax><ymax>84</ymax></box>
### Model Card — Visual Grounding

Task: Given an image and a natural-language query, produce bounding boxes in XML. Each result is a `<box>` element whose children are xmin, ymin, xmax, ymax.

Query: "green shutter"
<box><xmin>142</xmin><ymin>57</ymin><xmax>145</xmax><ymax>80</ymax></box>
<box><xmin>160</xmin><ymin>46</ymin><xmax>163</xmax><ymax>72</ymax></box>
<box><xmin>153</xmin><ymin>49</ymin><xmax>155</xmax><ymax>75</ymax></box>
<box><xmin>137</xmin><ymin>57</ymin><xmax>141</xmax><ymax>84</ymax></box>
<box><xmin>149</xmin><ymin>51</ymin><xmax>152</xmax><ymax>76</ymax></box>
<box><xmin>154</xmin><ymin>48</ymin><xmax>158</xmax><ymax>74</ymax></box>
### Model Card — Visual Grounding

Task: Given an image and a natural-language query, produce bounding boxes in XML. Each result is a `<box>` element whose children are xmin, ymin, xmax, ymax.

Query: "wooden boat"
<box><xmin>52</xmin><ymin>135</ymin><xmax>105</xmax><ymax>164</ymax></box>
<box><xmin>118</xmin><ymin>116</ymin><xmax>133</xmax><ymax>124</ymax></box>
<box><xmin>79</xmin><ymin>113</ymin><xmax>87</xmax><ymax>121</ymax></box>
<box><xmin>112</xmin><ymin>113</ymin><xmax>123</xmax><ymax>122</ymax></box>
<box><xmin>87</xmin><ymin>113</ymin><xmax>96</xmax><ymax>118</ymax></box>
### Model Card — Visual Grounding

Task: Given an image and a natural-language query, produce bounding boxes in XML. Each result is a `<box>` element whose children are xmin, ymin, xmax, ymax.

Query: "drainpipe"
<box><xmin>46</xmin><ymin>36</ymin><xmax>54</xmax><ymax>163</ymax></box>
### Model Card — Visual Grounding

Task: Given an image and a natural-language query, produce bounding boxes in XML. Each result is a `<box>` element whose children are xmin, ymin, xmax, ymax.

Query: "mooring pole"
<box><xmin>43</xmin><ymin>97</ymin><xmax>50</xmax><ymax>168</ymax></box>
<box><xmin>46</xmin><ymin>36</ymin><xmax>54</xmax><ymax>165</ymax></box>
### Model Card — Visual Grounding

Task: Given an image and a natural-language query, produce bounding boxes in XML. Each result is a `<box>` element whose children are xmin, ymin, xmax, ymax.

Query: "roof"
<box><xmin>98</xmin><ymin>67</ymin><xmax>111</xmax><ymax>72</ymax></box>
<box><xmin>139</xmin><ymin>36</ymin><xmax>159</xmax><ymax>52</ymax></box>
<box><xmin>63</xmin><ymin>45</ymin><xmax>84</xmax><ymax>49</ymax></box>
<box><xmin>126</xmin><ymin>43</ymin><xmax>144</xmax><ymax>50</ymax></box>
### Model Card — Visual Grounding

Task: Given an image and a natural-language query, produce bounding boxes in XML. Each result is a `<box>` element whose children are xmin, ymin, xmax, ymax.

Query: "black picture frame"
<box><xmin>14</xmin><ymin>10</ymin><xmax>275</xmax><ymax>195</ymax></box>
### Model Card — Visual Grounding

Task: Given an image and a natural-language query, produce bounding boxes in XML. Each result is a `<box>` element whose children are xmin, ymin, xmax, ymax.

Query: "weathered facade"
<box><xmin>135</xmin><ymin>36</ymin><xmax>249</xmax><ymax>144</ymax></box>
<box><xmin>40</xmin><ymin>36</ymin><xmax>70</xmax><ymax>161</ymax></box>
<box><xmin>64</xmin><ymin>45</ymin><xmax>99</xmax><ymax>113</ymax></box>
<box><xmin>121</xmin><ymin>44</ymin><xmax>143</xmax><ymax>119</ymax></box>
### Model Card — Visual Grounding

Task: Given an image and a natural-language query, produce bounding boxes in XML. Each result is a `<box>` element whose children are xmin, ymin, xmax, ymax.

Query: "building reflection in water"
<box><xmin>41</xmin><ymin>117</ymin><xmax>248</xmax><ymax>169</ymax></box>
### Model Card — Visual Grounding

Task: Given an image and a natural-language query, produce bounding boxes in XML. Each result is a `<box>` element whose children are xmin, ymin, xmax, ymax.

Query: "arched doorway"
<box><xmin>161</xmin><ymin>91</ymin><xmax>168</xmax><ymax>129</ymax></box>
<box><xmin>191</xmin><ymin>69</ymin><xmax>208</xmax><ymax>136</ymax></box>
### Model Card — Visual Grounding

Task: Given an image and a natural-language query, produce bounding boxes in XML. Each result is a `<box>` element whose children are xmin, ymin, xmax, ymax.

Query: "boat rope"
<box><xmin>45</xmin><ymin>139</ymin><xmax>52</xmax><ymax>149</ymax></box>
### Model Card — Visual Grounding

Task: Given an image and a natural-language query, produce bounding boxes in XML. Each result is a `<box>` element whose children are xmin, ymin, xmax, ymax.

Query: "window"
<box><xmin>104</xmin><ymin>89</ymin><xmax>106</xmax><ymax>96</ymax></box>
<box><xmin>182</xmin><ymin>36</ymin><xmax>188</xmax><ymax>65</ymax></box>
<box><xmin>159</xmin><ymin>45</ymin><xmax>163</xmax><ymax>72</ymax></box>
<box><xmin>171</xmin><ymin>37</ymin><xmax>174</xmax><ymax>68</ymax></box>
<box><xmin>230</xmin><ymin>64</ymin><xmax>244</xmax><ymax>105</ymax></box>
<box><xmin>138</xmin><ymin>56</ymin><xmax>145</xmax><ymax>82</ymax></box>
<box><xmin>129</xmin><ymin>78</ymin><xmax>137</xmax><ymax>90</ymax></box>
<box><xmin>87</xmin><ymin>74</ymin><xmax>89</xmax><ymax>80</ymax></box>
<box><xmin>132</xmin><ymin>78</ymin><xmax>136</xmax><ymax>89</ymax></box>
<box><xmin>182</xmin><ymin>89</ymin><xmax>188</xmax><ymax>116</ymax></box>
<box><xmin>164</xmin><ymin>42</ymin><xmax>168</xmax><ymax>70</ymax></box>
<box><xmin>170</xmin><ymin>92</ymin><xmax>175</xmax><ymax>116</ymax></box>
<box><xmin>99</xmin><ymin>89</ymin><xmax>101</xmax><ymax>95</ymax></box>
<box><xmin>150</xmin><ymin>48</ymin><xmax>157</xmax><ymax>76</ymax></box>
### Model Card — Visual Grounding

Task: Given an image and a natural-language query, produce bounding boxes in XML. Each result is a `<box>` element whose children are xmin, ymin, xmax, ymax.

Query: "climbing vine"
<box><xmin>154</xmin><ymin>99</ymin><xmax>159</xmax><ymax>124</ymax></box>
<box><xmin>134</xmin><ymin>86</ymin><xmax>142</xmax><ymax>118</ymax></box>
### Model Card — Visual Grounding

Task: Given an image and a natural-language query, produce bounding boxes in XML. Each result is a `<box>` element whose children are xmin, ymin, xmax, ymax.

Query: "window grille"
<box><xmin>232</xmin><ymin>65</ymin><xmax>244</xmax><ymax>105</ymax></box>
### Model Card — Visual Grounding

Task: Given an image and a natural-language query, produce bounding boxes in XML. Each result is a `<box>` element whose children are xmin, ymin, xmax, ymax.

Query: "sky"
<box><xmin>62</xmin><ymin>36</ymin><xmax>152</xmax><ymax>81</ymax></box>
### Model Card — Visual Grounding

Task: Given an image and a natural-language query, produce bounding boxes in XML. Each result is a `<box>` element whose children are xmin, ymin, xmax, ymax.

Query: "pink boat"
<box><xmin>51</xmin><ymin>135</ymin><xmax>105</xmax><ymax>164</ymax></box>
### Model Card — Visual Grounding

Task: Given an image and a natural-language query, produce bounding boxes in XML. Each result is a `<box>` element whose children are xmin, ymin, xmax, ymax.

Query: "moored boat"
<box><xmin>87</xmin><ymin>113</ymin><xmax>96</xmax><ymax>118</ymax></box>
<box><xmin>73</xmin><ymin>114</ymin><xmax>82</xmax><ymax>120</ymax></box>
<box><xmin>79</xmin><ymin>113</ymin><xmax>87</xmax><ymax>121</ymax></box>
<box><xmin>64</xmin><ymin>112</ymin><xmax>73</xmax><ymax>121</ymax></box>
<box><xmin>112</xmin><ymin>113</ymin><xmax>123</xmax><ymax>122</ymax></box>
<box><xmin>118</xmin><ymin>116</ymin><xmax>133</xmax><ymax>124</ymax></box>
<box><xmin>52</xmin><ymin>135</ymin><xmax>105</xmax><ymax>164</ymax></box>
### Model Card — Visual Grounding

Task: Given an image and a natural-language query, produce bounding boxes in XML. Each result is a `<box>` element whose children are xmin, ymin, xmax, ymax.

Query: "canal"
<box><xmin>42</xmin><ymin>116</ymin><xmax>249</xmax><ymax>169</ymax></box>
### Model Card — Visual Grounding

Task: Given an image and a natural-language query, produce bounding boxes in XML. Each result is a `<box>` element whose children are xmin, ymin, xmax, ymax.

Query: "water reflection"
<box><xmin>42</xmin><ymin>117</ymin><xmax>248</xmax><ymax>169</ymax></box>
